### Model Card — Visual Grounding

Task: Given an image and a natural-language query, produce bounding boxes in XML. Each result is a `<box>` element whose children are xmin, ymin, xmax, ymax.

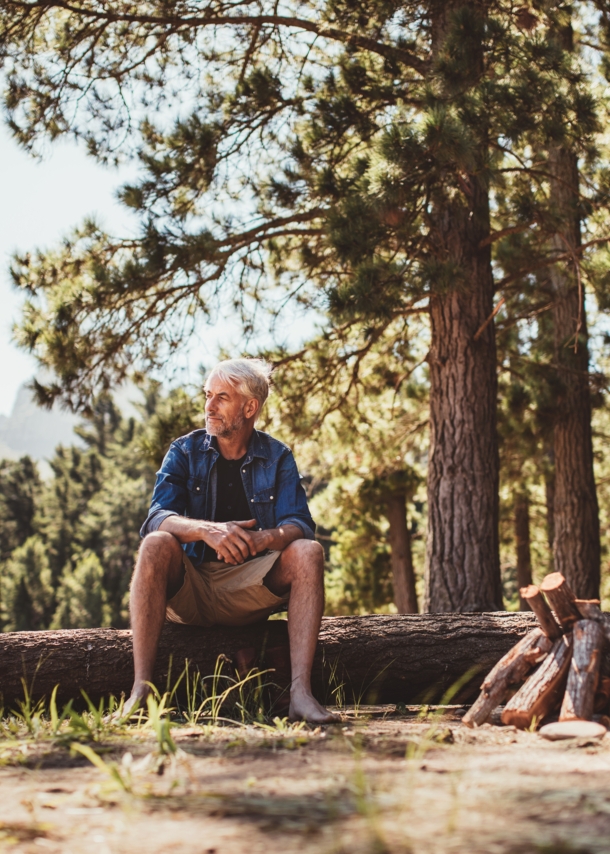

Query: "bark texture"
<box><xmin>560</xmin><ymin>619</ymin><xmax>603</xmax><ymax>721</ymax></box>
<box><xmin>386</xmin><ymin>493</ymin><xmax>418</xmax><ymax>613</ymax></box>
<box><xmin>424</xmin><ymin>1</ymin><xmax>501</xmax><ymax>613</ymax></box>
<box><xmin>0</xmin><ymin>613</ymin><xmax>556</xmax><ymax>707</ymax></box>
<box><xmin>519</xmin><ymin>585</ymin><xmax>562</xmax><ymax>641</ymax></box>
<box><xmin>515</xmin><ymin>492</ymin><xmax>533</xmax><ymax>609</ymax></box>
<box><xmin>462</xmin><ymin>628</ymin><xmax>552</xmax><ymax>727</ymax></box>
<box><xmin>540</xmin><ymin>572</ymin><xmax>581</xmax><ymax>629</ymax></box>
<box><xmin>502</xmin><ymin>634</ymin><xmax>573</xmax><ymax>728</ymax></box>
<box><xmin>548</xmin><ymin>138</ymin><xmax>600</xmax><ymax>598</ymax></box>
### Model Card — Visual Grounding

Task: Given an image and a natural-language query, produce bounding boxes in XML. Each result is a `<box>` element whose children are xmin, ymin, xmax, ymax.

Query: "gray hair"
<box><xmin>205</xmin><ymin>358</ymin><xmax>273</xmax><ymax>410</ymax></box>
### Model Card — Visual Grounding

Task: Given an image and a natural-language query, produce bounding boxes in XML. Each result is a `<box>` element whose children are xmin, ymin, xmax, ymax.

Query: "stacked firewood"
<box><xmin>464</xmin><ymin>572</ymin><xmax>610</xmax><ymax>729</ymax></box>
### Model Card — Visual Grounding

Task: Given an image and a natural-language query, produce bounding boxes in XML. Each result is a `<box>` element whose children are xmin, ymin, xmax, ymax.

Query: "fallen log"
<box><xmin>0</xmin><ymin>613</ymin><xmax>547</xmax><ymax>707</ymax></box>
<box><xmin>560</xmin><ymin>620</ymin><xmax>604</xmax><ymax>722</ymax></box>
<box><xmin>462</xmin><ymin>628</ymin><xmax>553</xmax><ymax>727</ymax></box>
<box><xmin>501</xmin><ymin>634</ymin><xmax>573</xmax><ymax>728</ymax></box>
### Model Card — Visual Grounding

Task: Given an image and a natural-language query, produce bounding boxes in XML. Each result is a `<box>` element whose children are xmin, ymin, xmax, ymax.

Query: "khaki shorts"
<box><xmin>166</xmin><ymin>550</ymin><xmax>287</xmax><ymax>628</ymax></box>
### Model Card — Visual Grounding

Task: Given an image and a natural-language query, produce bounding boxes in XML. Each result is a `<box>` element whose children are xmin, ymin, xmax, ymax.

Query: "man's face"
<box><xmin>204</xmin><ymin>374</ymin><xmax>257</xmax><ymax>438</ymax></box>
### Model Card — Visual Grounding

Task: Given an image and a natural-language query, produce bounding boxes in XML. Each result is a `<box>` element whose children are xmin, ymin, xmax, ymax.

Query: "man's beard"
<box><xmin>206</xmin><ymin>411</ymin><xmax>246</xmax><ymax>438</ymax></box>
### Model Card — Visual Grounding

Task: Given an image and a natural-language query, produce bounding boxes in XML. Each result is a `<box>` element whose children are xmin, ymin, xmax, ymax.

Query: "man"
<box><xmin>128</xmin><ymin>358</ymin><xmax>336</xmax><ymax>723</ymax></box>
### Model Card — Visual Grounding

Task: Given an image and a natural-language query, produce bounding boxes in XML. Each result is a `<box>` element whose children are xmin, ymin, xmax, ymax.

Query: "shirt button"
<box><xmin>270</xmin><ymin>495</ymin><xmax>274</xmax><ymax>500</ymax></box>
<box><xmin>196</xmin><ymin>487</ymin><xmax>200</xmax><ymax>492</ymax></box>
<box><xmin>251</xmin><ymin>499</ymin><xmax>254</xmax><ymax>503</ymax></box>
<box><xmin>242</xmin><ymin>469</ymin><xmax>246</xmax><ymax>473</ymax></box>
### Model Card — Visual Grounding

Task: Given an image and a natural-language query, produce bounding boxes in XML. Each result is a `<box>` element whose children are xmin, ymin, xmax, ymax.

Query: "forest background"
<box><xmin>2</xmin><ymin>0</ymin><xmax>610</xmax><ymax>630</ymax></box>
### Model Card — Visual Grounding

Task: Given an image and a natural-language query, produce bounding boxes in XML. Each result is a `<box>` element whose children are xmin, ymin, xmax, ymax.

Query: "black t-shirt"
<box><xmin>214</xmin><ymin>453</ymin><xmax>250</xmax><ymax>523</ymax></box>
<box><xmin>203</xmin><ymin>453</ymin><xmax>251</xmax><ymax>561</ymax></box>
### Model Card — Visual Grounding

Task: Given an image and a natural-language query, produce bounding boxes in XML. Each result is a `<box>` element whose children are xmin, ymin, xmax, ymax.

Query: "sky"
<box><xmin>0</xmin><ymin>121</ymin><xmax>313</xmax><ymax>417</ymax></box>
<box><xmin>0</xmin><ymin>123</ymin><xmax>140</xmax><ymax>416</ymax></box>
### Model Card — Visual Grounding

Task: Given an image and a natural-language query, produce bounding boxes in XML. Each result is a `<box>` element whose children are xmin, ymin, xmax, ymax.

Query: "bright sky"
<box><xmin>0</xmin><ymin>121</ymin><xmax>289</xmax><ymax>417</ymax></box>
<box><xmin>0</xmin><ymin>122</ymin><xmax>139</xmax><ymax>415</ymax></box>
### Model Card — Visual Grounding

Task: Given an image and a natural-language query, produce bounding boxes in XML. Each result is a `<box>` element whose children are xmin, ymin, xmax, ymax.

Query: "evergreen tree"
<box><xmin>51</xmin><ymin>550</ymin><xmax>112</xmax><ymax>629</ymax></box>
<box><xmin>0</xmin><ymin>456</ymin><xmax>41</xmax><ymax>562</ymax></box>
<box><xmin>2</xmin><ymin>1</ymin><xmax>609</xmax><ymax>608</ymax></box>
<box><xmin>1</xmin><ymin>536</ymin><xmax>53</xmax><ymax>631</ymax></box>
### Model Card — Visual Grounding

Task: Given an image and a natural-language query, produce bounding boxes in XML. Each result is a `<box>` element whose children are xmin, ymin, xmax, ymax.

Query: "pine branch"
<box><xmin>5</xmin><ymin>1</ymin><xmax>429</xmax><ymax>73</ymax></box>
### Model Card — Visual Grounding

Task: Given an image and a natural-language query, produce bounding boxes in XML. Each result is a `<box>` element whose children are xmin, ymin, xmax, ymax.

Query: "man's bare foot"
<box><xmin>289</xmin><ymin>689</ymin><xmax>339</xmax><ymax>724</ymax></box>
<box><xmin>120</xmin><ymin>684</ymin><xmax>151</xmax><ymax>719</ymax></box>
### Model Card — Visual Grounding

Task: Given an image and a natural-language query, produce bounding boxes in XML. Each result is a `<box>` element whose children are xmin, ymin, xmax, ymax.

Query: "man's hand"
<box><xmin>203</xmin><ymin>519</ymin><xmax>267</xmax><ymax>565</ymax></box>
<box><xmin>158</xmin><ymin>515</ymin><xmax>302</xmax><ymax>565</ymax></box>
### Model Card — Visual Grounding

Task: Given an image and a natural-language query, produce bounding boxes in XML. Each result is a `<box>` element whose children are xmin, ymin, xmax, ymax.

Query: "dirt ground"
<box><xmin>1</xmin><ymin>708</ymin><xmax>609</xmax><ymax>854</ymax></box>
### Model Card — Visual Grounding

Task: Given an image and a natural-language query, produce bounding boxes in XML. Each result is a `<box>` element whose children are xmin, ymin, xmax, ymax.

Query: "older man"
<box><xmin>128</xmin><ymin>358</ymin><xmax>336</xmax><ymax>723</ymax></box>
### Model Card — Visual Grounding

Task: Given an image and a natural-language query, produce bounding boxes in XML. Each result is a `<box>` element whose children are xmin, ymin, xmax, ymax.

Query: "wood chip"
<box><xmin>538</xmin><ymin>720</ymin><xmax>607</xmax><ymax>741</ymax></box>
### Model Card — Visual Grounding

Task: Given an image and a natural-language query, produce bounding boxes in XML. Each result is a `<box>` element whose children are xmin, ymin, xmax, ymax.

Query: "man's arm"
<box><xmin>159</xmin><ymin>515</ymin><xmax>303</xmax><ymax>566</ymax></box>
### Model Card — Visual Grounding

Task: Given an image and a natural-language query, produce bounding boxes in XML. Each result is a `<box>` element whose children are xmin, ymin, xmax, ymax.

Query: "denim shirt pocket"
<box><xmin>186</xmin><ymin>475</ymin><xmax>208</xmax><ymax>519</ymax></box>
<box><xmin>250</xmin><ymin>486</ymin><xmax>275</xmax><ymax>529</ymax></box>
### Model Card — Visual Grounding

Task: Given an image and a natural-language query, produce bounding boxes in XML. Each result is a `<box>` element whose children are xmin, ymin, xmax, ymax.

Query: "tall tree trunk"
<box><xmin>386</xmin><ymin>493</ymin><xmax>418</xmax><ymax>614</ymax></box>
<box><xmin>424</xmin><ymin>1</ymin><xmax>502</xmax><ymax>612</ymax></box>
<box><xmin>547</xmin><ymin>25</ymin><xmax>600</xmax><ymax>598</ymax></box>
<box><xmin>515</xmin><ymin>490</ymin><xmax>533</xmax><ymax>610</ymax></box>
<box><xmin>544</xmin><ymin>442</ymin><xmax>555</xmax><ymax>571</ymax></box>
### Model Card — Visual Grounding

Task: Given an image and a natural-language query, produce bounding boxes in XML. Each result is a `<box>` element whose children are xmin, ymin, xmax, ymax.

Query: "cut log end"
<box><xmin>539</xmin><ymin>573</ymin><xmax>582</xmax><ymax>629</ymax></box>
<box><xmin>519</xmin><ymin>585</ymin><xmax>562</xmax><ymax>640</ymax></box>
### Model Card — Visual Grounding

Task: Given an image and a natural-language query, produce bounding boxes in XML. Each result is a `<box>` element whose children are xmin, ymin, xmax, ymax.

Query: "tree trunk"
<box><xmin>424</xmin><ymin>1</ymin><xmax>502</xmax><ymax>612</ymax></box>
<box><xmin>547</xmin><ymin>25</ymin><xmax>600</xmax><ymax>598</ymax></box>
<box><xmin>515</xmin><ymin>491</ymin><xmax>533</xmax><ymax>609</ymax></box>
<box><xmin>544</xmin><ymin>443</ymin><xmax>555</xmax><ymax>569</ymax></box>
<box><xmin>0</xmin><ymin>613</ymin><xmax>571</xmax><ymax>707</ymax></box>
<box><xmin>386</xmin><ymin>493</ymin><xmax>418</xmax><ymax>613</ymax></box>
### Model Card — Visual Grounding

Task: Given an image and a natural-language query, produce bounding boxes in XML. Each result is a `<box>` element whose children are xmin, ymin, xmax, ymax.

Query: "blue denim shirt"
<box><xmin>140</xmin><ymin>428</ymin><xmax>316</xmax><ymax>565</ymax></box>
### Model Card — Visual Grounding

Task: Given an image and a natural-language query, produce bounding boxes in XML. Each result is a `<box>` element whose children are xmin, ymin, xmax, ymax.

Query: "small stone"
<box><xmin>539</xmin><ymin>720</ymin><xmax>607</xmax><ymax>741</ymax></box>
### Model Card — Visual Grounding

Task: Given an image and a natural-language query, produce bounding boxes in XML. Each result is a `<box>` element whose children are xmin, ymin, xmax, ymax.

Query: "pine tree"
<box><xmin>2</xmin><ymin>1</ymin><xmax>610</xmax><ymax>609</ymax></box>
<box><xmin>51</xmin><ymin>550</ymin><xmax>112</xmax><ymax>629</ymax></box>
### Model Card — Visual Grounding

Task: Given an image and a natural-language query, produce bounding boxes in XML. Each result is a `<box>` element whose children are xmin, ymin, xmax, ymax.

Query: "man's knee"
<box><xmin>138</xmin><ymin>530</ymin><xmax>182</xmax><ymax>567</ymax></box>
<box><xmin>282</xmin><ymin>539</ymin><xmax>325</xmax><ymax>577</ymax></box>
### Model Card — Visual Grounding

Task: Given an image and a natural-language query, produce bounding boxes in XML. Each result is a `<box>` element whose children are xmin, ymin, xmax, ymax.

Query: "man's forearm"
<box><xmin>159</xmin><ymin>515</ymin><xmax>303</xmax><ymax>552</ymax></box>
<box><xmin>159</xmin><ymin>515</ymin><xmax>210</xmax><ymax>543</ymax></box>
<box><xmin>259</xmin><ymin>523</ymin><xmax>303</xmax><ymax>552</ymax></box>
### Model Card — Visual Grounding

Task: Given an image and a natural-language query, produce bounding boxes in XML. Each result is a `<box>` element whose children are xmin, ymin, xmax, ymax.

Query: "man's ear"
<box><xmin>244</xmin><ymin>398</ymin><xmax>260</xmax><ymax>420</ymax></box>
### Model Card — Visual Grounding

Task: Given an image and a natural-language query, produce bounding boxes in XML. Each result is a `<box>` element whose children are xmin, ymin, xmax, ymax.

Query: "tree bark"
<box><xmin>547</xmin><ymin>25</ymin><xmax>600</xmax><ymax>597</ymax></box>
<box><xmin>560</xmin><ymin>619</ymin><xmax>603</xmax><ymax>721</ymax></box>
<box><xmin>544</xmin><ymin>444</ymin><xmax>555</xmax><ymax>570</ymax></box>
<box><xmin>424</xmin><ymin>1</ymin><xmax>502</xmax><ymax>613</ymax></box>
<box><xmin>515</xmin><ymin>491</ymin><xmax>533</xmax><ymax>609</ymax></box>
<box><xmin>385</xmin><ymin>493</ymin><xmax>418</xmax><ymax>613</ymax></box>
<box><xmin>0</xmin><ymin>613</ymin><xmax>566</xmax><ymax>707</ymax></box>
<box><xmin>462</xmin><ymin>628</ymin><xmax>553</xmax><ymax>727</ymax></box>
<box><xmin>501</xmin><ymin>634</ymin><xmax>573</xmax><ymax>729</ymax></box>
<box><xmin>540</xmin><ymin>571</ymin><xmax>582</xmax><ymax>629</ymax></box>
<box><xmin>519</xmin><ymin>585</ymin><xmax>562</xmax><ymax>641</ymax></box>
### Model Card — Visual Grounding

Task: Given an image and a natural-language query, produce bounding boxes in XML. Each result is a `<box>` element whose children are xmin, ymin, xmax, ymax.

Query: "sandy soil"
<box><xmin>1</xmin><ymin>709</ymin><xmax>609</xmax><ymax>854</ymax></box>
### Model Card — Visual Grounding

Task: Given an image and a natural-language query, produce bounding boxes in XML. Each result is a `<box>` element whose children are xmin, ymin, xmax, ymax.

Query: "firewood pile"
<box><xmin>464</xmin><ymin>572</ymin><xmax>610</xmax><ymax>730</ymax></box>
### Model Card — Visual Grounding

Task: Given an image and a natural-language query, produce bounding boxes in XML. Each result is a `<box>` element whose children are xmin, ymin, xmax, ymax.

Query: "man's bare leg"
<box><xmin>125</xmin><ymin>531</ymin><xmax>185</xmax><ymax>715</ymax></box>
<box><xmin>263</xmin><ymin>539</ymin><xmax>338</xmax><ymax>724</ymax></box>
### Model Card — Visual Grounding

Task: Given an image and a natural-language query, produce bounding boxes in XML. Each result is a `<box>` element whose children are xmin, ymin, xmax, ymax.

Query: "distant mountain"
<box><xmin>0</xmin><ymin>383</ymin><xmax>80</xmax><ymax>461</ymax></box>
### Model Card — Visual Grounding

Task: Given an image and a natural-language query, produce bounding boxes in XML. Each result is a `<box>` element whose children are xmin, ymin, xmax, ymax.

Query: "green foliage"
<box><xmin>0</xmin><ymin>385</ymin><xmax>204</xmax><ymax>632</ymax></box>
<box><xmin>51</xmin><ymin>551</ymin><xmax>112</xmax><ymax>630</ymax></box>
<box><xmin>1</xmin><ymin>537</ymin><xmax>54</xmax><ymax>631</ymax></box>
<box><xmin>2</xmin><ymin>1</ymin><xmax>608</xmax><ymax>412</ymax></box>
